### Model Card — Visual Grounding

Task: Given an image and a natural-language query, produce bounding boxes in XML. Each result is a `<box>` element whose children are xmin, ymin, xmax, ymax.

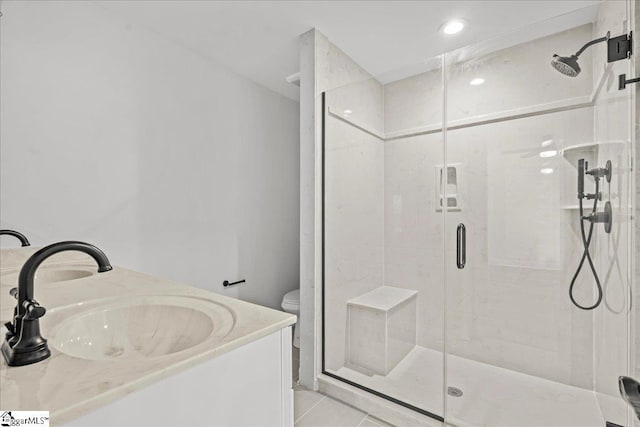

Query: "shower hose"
<box><xmin>569</xmin><ymin>178</ymin><xmax>603</xmax><ymax>310</ymax></box>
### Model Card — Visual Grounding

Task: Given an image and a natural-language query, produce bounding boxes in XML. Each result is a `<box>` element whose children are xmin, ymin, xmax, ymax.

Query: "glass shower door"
<box><xmin>443</xmin><ymin>3</ymin><xmax>634</xmax><ymax>426</ymax></box>
<box><xmin>322</xmin><ymin>62</ymin><xmax>446</xmax><ymax>420</ymax></box>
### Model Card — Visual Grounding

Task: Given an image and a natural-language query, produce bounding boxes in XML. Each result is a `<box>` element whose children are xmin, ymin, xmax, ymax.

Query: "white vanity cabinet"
<box><xmin>65</xmin><ymin>327</ymin><xmax>293</xmax><ymax>427</ymax></box>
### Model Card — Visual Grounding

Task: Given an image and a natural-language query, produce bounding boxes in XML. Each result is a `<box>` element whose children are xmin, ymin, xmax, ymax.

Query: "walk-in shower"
<box><xmin>320</xmin><ymin>2</ymin><xmax>637</xmax><ymax>426</ymax></box>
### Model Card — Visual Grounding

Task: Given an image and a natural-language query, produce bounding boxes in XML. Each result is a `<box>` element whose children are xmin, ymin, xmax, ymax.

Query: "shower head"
<box><xmin>551</xmin><ymin>54</ymin><xmax>581</xmax><ymax>77</ymax></box>
<box><xmin>550</xmin><ymin>31</ymin><xmax>612</xmax><ymax>78</ymax></box>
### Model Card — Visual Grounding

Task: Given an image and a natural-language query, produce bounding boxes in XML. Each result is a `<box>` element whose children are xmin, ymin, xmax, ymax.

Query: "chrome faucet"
<box><xmin>2</xmin><ymin>241</ymin><xmax>112</xmax><ymax>366</ymax></box>
<box><xmin>0</xmin><ymin>229</ymin><xmax>30</xmax><ymax>247</ymax></box>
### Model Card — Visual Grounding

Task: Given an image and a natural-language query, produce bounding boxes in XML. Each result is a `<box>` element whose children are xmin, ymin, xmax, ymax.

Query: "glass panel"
<box><xmin>444</xmin><ymin>4</ymin><xmax>633</xmax><ymax>427</ymax></box>
<box><xmin>322</xmin><ymin>61</ymin><xmax>446</xmax><ymax>418</ymax></box>
<box><xmin>592</xmin><ymin>1</ymin><xmax>634</xmax><ymax>425</ymax></box>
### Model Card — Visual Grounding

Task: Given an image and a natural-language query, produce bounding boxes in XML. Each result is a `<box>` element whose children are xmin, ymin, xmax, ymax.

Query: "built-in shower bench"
<box><xmin>346</xmin><ymin>286</ymin><xmax>417</xmax><ymax>375</ymax></box>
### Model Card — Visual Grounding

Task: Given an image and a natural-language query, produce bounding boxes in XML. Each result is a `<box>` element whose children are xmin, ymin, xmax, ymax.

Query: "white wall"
<box><xmin>0</xmin><ymin>1</ymin><xmax>299</xmax><ymax>310</ymax></box>
<box><xmin>298</xmin><ymin>29</ymin><xmax>374</xmax><ymax>389</ymax></box>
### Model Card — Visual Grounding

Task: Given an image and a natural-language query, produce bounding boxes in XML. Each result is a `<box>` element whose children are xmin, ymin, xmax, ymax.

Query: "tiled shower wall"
<box><xmin>299</xmin><ymin>29</ymin><xmax>383</xmax><ymax>388</ymax></box>
<box><xmin>324</xmin><ymin>78</ymin><xmax>384</xmax><ymax>372</ymax></box>
<box><xmin>591</xmin><ymin>1</ymin><xmax>634</xmax><ymax>424</ymax></box>
<box><xmin>383</xmin><ymin>24</ymin><xmax>598</xmax><ymax>388</ymax></box>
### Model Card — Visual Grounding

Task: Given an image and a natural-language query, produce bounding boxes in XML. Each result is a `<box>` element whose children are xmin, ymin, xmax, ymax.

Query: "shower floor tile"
<box><xmin>334</xmin><ymin>346</ymin><xmax>606</xmax><ymax>427</ymax></box>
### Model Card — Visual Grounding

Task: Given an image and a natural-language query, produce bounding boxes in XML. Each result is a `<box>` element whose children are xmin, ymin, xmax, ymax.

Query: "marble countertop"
<box><xmin>0</xmin><ymin>247</ymin><xmax>296</xmax><ymax>425</ymax></box>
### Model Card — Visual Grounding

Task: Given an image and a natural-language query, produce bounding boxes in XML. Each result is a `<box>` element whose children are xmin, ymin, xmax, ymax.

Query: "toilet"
<box><xmin>281</xmin><ymin>289</ymin><xmax>300</xmax><ymax>348</ymax></box>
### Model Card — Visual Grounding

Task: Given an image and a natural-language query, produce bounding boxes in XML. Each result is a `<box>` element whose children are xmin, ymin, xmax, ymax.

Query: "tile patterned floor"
<box><xmin>293</xmin><ymin>386</ymin><xmax>394</xmax><ymax>427</ymax></box>
<box><xmin>292</xmin><ymin>344</ymin><xmax>393</xmax><ymax>426</ymax></box>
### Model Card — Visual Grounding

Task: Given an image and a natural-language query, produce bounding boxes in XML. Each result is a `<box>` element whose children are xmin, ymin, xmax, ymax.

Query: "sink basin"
<box><xmin>35</xmin><ymin>268</ymin><xmax>94</xmax><ymax>283</ymax></box>
<box><xmin>0</xmin><ymin>266</ymin><xmax>99</xmax><ymax>317</ymax></box>
<box><xmin>1</xmin><ymin>265</ymin><xmax>95</xmax><ymax>289</ymax></box>
<box><xmin>48</xmin><ymin>295</ymin><xmax>235</xmax><ymax>361</ymax></box>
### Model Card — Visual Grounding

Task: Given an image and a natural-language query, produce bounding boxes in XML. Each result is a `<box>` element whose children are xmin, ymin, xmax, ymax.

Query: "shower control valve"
<box><xmin>585</xmin><ymin>160</ymin><xmax>612</xmax><ymax>183</ymax></box>
<box><xmin>582</xmin><ymin>211</ymin><xmax>608</xmax><ymax>223</ymax></box>
<box><xmin>582</xmin><ymin>201</ymin><xmax>613</xmax><ymax>234</ymax></box>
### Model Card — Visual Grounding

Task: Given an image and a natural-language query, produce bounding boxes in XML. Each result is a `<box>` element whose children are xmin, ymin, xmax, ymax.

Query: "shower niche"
<box><xmin>436</xmin><ymin>164</ymin><xmax>462</xmax><ymax>211</ymax></box>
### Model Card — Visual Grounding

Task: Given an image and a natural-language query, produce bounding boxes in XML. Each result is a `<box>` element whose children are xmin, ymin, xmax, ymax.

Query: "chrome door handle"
<box><xmin>457</xmin><ymin>223</ymin><xmax>466</xmax><ymax>269</ymax></box>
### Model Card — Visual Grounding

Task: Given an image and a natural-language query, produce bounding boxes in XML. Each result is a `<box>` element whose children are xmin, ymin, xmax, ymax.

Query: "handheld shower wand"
<box><xmin>569</xmin><ymin>159</ymin><xmax>612</xmax><ymax>310</ymax></box>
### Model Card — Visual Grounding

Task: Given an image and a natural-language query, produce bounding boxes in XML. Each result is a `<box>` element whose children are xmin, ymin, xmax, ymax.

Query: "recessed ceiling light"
<box><xmin>344</xmin><ymin>109</ymin><xmax>352</xmax><ymax>115</ymax></box>
<box><xmin>540</xmin><ymin>167</ymin><xmax>554</xmax><ymax>174</ymax></box>
<box><xmin>442</xmin><ymin>20</ymin><xmax>465</xmax><ymax>35</ymax></box>
<box><xmin>469</xmin><ymin>78</ymin><xmax>485</xmax><ymax>86</ymax></box>
<box><xmin>541</xmin><ymin>139</ymin><xmax>554</xmax><ymax>147</ymax></box>
<box><xmin>539</xmin><ymin>150</ymin><xmax>558</xmax><ymax>158</ymax></box>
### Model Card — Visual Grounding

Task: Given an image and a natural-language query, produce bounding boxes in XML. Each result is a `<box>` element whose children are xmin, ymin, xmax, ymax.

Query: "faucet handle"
<box><xmin>9</xmin><ymin>287</ymin><xmax>18</xmax><ymax>299</ymax></box>
<box><xmin>4</xmin><ymin>321</ymin><xmax>15</xmax><ymax>335</ymax></box>
<box><xmin>4</xmin><ymin>321</ymin><xmax>16</xmax><ymax>343</ymax></box>
<box><xmin>619</xmin><ymin>376</ymin><xmax>640</xmax><ymax>420</ymax></box>
<box><xmin>22</xmin><ymin>300</ymin><xmax>46</xmax><ymax>320</ymax></box>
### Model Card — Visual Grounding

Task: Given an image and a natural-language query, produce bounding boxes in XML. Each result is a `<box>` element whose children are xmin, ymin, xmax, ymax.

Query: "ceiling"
<box><xmin>99</xmin><ymin>0</ymin><xmax>601</xmax><ymax>101</ymax></box>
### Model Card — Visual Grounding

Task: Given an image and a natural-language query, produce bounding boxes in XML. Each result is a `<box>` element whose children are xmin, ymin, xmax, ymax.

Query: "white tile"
<box><xmin>446</xmin><ymin>352</ymin><xmax>604</xmax><ymax>427</ymax></box>
<box><xmin>386</xmin><ymin>297</ymin><xmax>417</xmax><ymax>372</ymax></box>
<box><xmin>318</xmin><ymin>376</ymin><xmax>442</xmax><ymax>427</ymax></box>
<box><xmin>384</xmin><ymin>69</ymin><xmax>442</xmax><ymax>133</ymax></box>
<box><xmin>347</xmin><ymin>305</ymin><xmax>387</xmax><ymax>374</ymax></box>
<box><xmin>295</xmin><ymin>396</ymin><xmax>367</xmax><ymax>427</ymax></box>
<box><xmin>384</xmin><ymin>107</ymin><xmax>598</xmax><ymax>388</ymax></box>
<box><xmin>359</xmin><ymin>415</ymin><xmax>395</xmax><ymax>427</ymax></box>
<box><xmin>324</xmin><ymin>112</ymin><xmax>384</xmax><ymax>373</ymax></box>
<box><xmin>336</xmin><ymin>347</ymin><xmax>443</xmax><ymax>415</ymax></box>
<box><xmin>294</xmin><ymin>390</ymin><xmax>325</xmax><ymax>423</ymax></box>
<box><xmin>346</xmin><ymin>287</ymin><xmax>417</xmax><ymax>375</ymax></box>
<box><xmin>445</xmin><ymin>25</ymin><xmax>593</xmax><ymax>122</ymax></box>
<box><xmin>335</xmin><ymin>344</ymin><xmax>608</xmax><ymax>426</ymax></box>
